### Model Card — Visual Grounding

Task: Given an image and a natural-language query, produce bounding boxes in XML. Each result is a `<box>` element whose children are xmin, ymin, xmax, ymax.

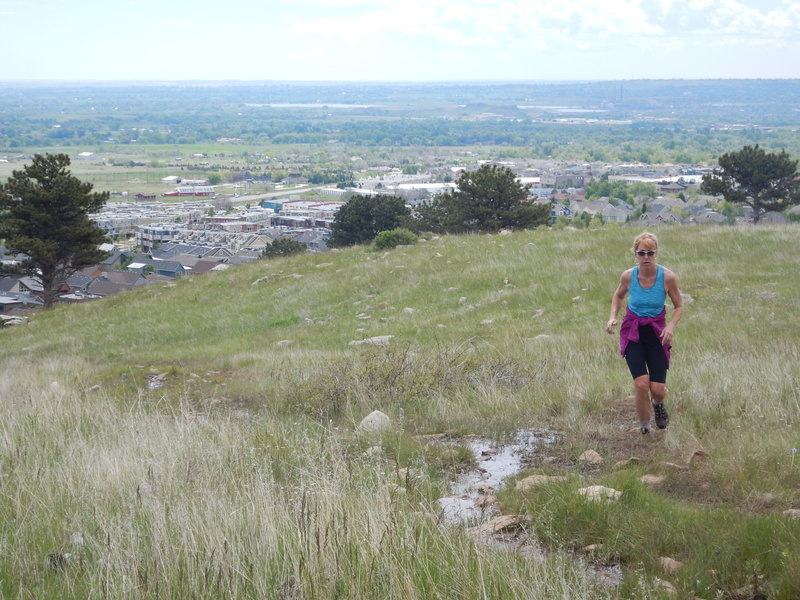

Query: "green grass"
<box><xmin>2</xmin><ymin>225</ymin><xmax>800</xmax><ymax>598</ymax></box>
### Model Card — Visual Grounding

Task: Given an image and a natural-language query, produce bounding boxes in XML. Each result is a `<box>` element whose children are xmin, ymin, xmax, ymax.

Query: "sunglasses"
<box><xmin>635</xmin><ymin>250</ymin><xmax>656</xmax><ymax>256</ymax></box>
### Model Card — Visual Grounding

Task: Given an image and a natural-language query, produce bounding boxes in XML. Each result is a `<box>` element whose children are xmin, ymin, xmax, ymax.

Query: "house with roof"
<box><xmin>658</xmin><ymin>181</ymin><xmax>688</xmax><ymax>195</ymax></box>
<box><xmin>0</xmin><ymin>292</ymin><xmax>43</xmax><ymax>313</ymax></box>
<box><xmin>8</xmin><ymin>276</ymin><xmax>44</xmax><ymax>295</ymax></box>
<box><xmin>289</xmin><ymin>230</ymin><xmax>329</xmax><ymax>251</ymax></box>
<box><xmin>689</xmin><ymin>210</ymin><xmax>727</xmax><ymax>225</ymax></box>
<box><xmin>188</xmin><ymin>260</ymin><xmax>224</xmax><ymax>275</ymax></box>
<box><xmin>84</xmin><ymin>277</ymin><xmax>132</xmax><ymax>298</ymax></box>
<box><xmin>649</xmin><ymin>197</ymin><xmax>686</xmax><ymax>213</ymax></box>
<box><xmin>127</xmin><ymin>258</ymin><xmax>186</xmax><ymax>278</ymax></box>
<box><xmin>0</xmin><ymin>276</ymin><xmax>44</xmax><ymax>312</ymax></box>
<box><xmin>600</xmin><ymin>203</ymin><xmax>634</xmax><ymax>224</ymax></box>
<box><xmin>101</xmin><ymin>270</ymin><xmax>148</xmax><ymax>287</ymax></box>
<box><xmin>637</xmin><ymin>210</ymin><xmax>683</xmax><ymax>226</ymax></box>
<box><xmin>66</xmin><ymin>274</ymin><xmax>95</xmax><ymax>294</ymax></box>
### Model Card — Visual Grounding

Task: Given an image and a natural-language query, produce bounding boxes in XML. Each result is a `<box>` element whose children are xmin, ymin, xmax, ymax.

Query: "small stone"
<box><xmin>754</xmin><ymin>492</ymin><xmax>777</xmax><ymax>507</ymax></box>
<box><xmin>578</xmin><ymin>485</ymin><xmax>621</xmax><ymax>502</ymax></box>
<box><xmin>0</xmin><ymin>315</ymin><xmax>29</xmax><ymax>326</ymax></box>
<box><xmin>356</xmin><ymin>410</ymin><xmax>391</xmax><ymax>435</ymax></box>
<box><xmin>578</xmin><ymin>449</ymin><xmax>603</xmax><ymax>466</ymax></box>
<box><xmin>659</xmin><ymin>556</ymin><xmax>683</xmax><ymax>574</ymax></box>
<box><xmin>477</xmin><ymin>494</ymin><xmax>497</xmax><ymax>508</ymax></box>
<box><xmin>581</xmin><ymin>543</ymin><xmax>603</xmax><ymax>554</ymax></box>
<box><xmin>515</xmin><ymin>474</ymin><xmax>568</xmax><ymax>491</ymax></box>
<box><xmin>782</xmin><ymin>509</ymin><xmax>800</xmax><ymax>519</ymax></box>
<box><xmin>349</xmin><ymin>335</ymin><xmax>394</xmax><ymax>347</ymax></box>
<box><xmin>658</xmin><ymin>580</ymin><xmax>678</xmax><ymax>596</ymax></box>
<box><xmin>572</xmin><ymin>295</ymin><xmax>582</xmax><ymax>302</ymax></box>
<box><xmin>467</xmin><ymin>515</ymin><xmax>522</xmax><ymax>535</ymax></box>
<box><xmin>660</xmin><ymin>461</ymin><xmax>689</xmax><ymax>471</ymax></box>
<box><xmin>641</xmin><ymin>474</ymin><xmax>666</xmax><ymax>485</ymax></box>
<box><xmin>686</xmin><ymin>449</ymin><xmax>710</xmax><ymax>465</ymax></box>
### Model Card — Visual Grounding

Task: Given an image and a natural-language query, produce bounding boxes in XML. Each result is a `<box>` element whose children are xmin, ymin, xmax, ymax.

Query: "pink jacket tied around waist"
<box><xmin>619</xmin><ymin>305</ymin><xmax>671</xmax><ymax>368</ymax></box>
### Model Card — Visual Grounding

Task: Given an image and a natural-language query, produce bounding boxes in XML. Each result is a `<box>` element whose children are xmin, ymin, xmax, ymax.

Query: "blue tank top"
<box><xmin>629</xmin><ymin>265</ymin><xmax>666</xmax><ymax>317</ymax></box>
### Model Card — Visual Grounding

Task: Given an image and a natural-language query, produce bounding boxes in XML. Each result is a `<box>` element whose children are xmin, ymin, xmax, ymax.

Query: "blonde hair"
<box><xmin>632</xmin><ymin>232</ymin><xmax>658</xmax><ymax>252</ymax></box>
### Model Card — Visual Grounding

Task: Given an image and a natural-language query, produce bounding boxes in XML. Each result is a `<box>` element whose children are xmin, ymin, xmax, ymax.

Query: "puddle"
<box><xmin>437</xmin><ymin>428</ymin><xmax>556</xmax><ymax>525</ymax></box>
<box><xmin>435</xmin><ymin>428</ymin><xmax>623</xmax><ymax>589</ymax></box>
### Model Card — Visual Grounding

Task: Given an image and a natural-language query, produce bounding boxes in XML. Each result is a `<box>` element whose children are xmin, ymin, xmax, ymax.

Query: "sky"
<box><xmin>1</xmin><ymin>0</ymin><xmax>799</xmax><ymax>81</ymax></box>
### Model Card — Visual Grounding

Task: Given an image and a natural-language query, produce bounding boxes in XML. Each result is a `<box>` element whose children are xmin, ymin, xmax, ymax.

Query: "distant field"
<box><xmin>3</xmin><ymin>80</ymin><xmax>800</xmax><ymax>167</ymax></box>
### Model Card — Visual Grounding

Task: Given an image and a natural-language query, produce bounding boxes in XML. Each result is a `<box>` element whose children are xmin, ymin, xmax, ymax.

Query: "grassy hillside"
<box><xmin>2</xmin><ymin>226</ymin><xmax>799</xmax><ymax>599</ymax></box>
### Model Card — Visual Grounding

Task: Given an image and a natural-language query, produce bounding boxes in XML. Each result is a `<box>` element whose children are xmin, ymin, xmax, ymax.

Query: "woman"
<box><xmin>606</xmin><ymin>232</ymin><xmax>684</xmax><ymax>434</ymax></box>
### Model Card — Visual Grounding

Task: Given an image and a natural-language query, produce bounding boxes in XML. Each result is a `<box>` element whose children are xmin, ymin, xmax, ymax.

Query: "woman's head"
<box><xmin>633</xmin><ymin>232</ymin><xmax>658</xmax><ymax>253</ymax></box>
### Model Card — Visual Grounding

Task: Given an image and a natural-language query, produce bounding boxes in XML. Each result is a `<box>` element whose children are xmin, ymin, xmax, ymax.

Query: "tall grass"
<box><xmin>2</xmin><ymin>225</ymin><xmax>799</xmax><ymax>598</ymax></box>
<box><xmin>0</xmin><ymin>358</ymin><xmax>600</xmax><ymax>599</ymax></box>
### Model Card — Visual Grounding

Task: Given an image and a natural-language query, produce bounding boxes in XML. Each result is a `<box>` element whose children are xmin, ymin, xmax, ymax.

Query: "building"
<box><xmin>163</xmin><ymin>186</ymin><xmax>215</xmax><ymax>197</ymax></box>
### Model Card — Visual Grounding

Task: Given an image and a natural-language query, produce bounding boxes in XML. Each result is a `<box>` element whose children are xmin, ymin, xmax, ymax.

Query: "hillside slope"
<box><xmin>2</xmin><ymin>226</ymin><xmax>799</xmax><ymax>599</ymax></box>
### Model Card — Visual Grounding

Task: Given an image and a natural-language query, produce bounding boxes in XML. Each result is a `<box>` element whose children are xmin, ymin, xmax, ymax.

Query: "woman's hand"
<box><xmin>660</xmin><ymin>324</ymin><xmax>675</xmax><ymax>344</ymax></box>
<box><xmin>605</xmin><ymin>318</ymin><xmax>617</xmax><ymax>334</ymax></box>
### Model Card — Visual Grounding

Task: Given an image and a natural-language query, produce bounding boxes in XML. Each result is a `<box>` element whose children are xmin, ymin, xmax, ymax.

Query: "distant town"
<box><xmin>2</xmin><ymin>155</ymin><xmax>797</xmax><ymax>316</ymax></box>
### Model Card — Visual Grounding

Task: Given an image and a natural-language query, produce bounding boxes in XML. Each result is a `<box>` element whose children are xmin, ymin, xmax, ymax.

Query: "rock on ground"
<box><xmin>578</xmin><ymin>485</ymin><xmax>622</xmax><ymax>502</ymax></box>
<box><xmin>356</xmin><ymin>410</ymin><xmax>391</xmax><ymax>435</ymax></box>
<box><xmin>349</xmin><ymin>335</ymin><xmax>394</xmax><ymax>346</ymax></box>
<box><xmin>515</xmin><ymin>474</ymin><xmax>569</xmax><ymax>491</ymax></box>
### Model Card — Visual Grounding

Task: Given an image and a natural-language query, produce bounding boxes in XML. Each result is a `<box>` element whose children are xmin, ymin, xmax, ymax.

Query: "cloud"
<box><xmin>286</xmin><ymin>0</ymin><xmax>671</xmax><ymax>50</ymax></box>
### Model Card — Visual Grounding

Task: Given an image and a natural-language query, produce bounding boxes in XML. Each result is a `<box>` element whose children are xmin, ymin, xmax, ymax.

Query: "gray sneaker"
<box><xmin>653</xmin><ymin>402</ymin><xmax>669</xmax><ymax>429</ymax></box>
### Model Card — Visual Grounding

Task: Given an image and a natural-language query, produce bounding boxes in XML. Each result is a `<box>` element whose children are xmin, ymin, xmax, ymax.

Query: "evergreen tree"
<box><xmin>415</xmin><ymin>164</ymin><xmax>549</xmax><ymax>234</ymax></box>
<box><xmin>0</xmin><ymin>153</ymin><xmax>109</xmax><ymax>307</ymax></box>
<box><xmin>328</xmin><ymin>195</ymin><xmax>409</xmax><ymax>247</ymax></box>
<box><xmin>702</xmin><ymin>145</ymin><xmax>800</xmax><ymax>223</ymax></box>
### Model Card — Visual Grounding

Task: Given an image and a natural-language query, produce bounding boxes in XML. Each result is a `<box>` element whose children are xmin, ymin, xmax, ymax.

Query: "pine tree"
<box><xmin>702</xmin><ymin>145</ymin><xmax>800</xmax><ymax>223</ymax></box>
<box><xmin>0</xmin><ymin>154</ymin><xmax>109</xmax><ymax>308</ymax></box>
<box><xmin>415</xmin><ymin>165</ymin><xmax>550</xmax><ymax>234</ymax></box>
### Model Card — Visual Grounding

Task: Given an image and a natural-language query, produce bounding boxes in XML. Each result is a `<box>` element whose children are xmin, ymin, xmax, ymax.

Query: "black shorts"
<box><xmin>624</xmin><ymin>324</ymin><xmax>668</xmax><ymax>383</ymax></box>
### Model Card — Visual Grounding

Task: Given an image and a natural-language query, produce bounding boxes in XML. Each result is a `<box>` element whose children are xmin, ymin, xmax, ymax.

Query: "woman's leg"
<box><xmin>642</xmin><ymin>333</ymin><xmax>669</xmax><ymax>428</ymax></box>
<box><xmin>625</xmin><ymin>340</ymin><xmax>653</xmax><ymax>432</ymax></box>
<box><xmin>633</xmin><ymin>374</ymin><xmax>652</xmax><ymax>424</ymax></box>
<box><xmin>650</xmin><ymin>381</ymin><xmax>666</xmax><ymax>403</ymax></box>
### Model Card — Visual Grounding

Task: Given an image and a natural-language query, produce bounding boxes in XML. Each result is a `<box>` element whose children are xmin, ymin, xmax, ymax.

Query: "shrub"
<box><xmin>262</xmin><ymin>237</ymin><xmax>306</xmax><ymax>258</ymax></box>
<box><xmin>372</xmin><ymin>228</ymin><xmax>418</xmax><ymax>250</ymax></box>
